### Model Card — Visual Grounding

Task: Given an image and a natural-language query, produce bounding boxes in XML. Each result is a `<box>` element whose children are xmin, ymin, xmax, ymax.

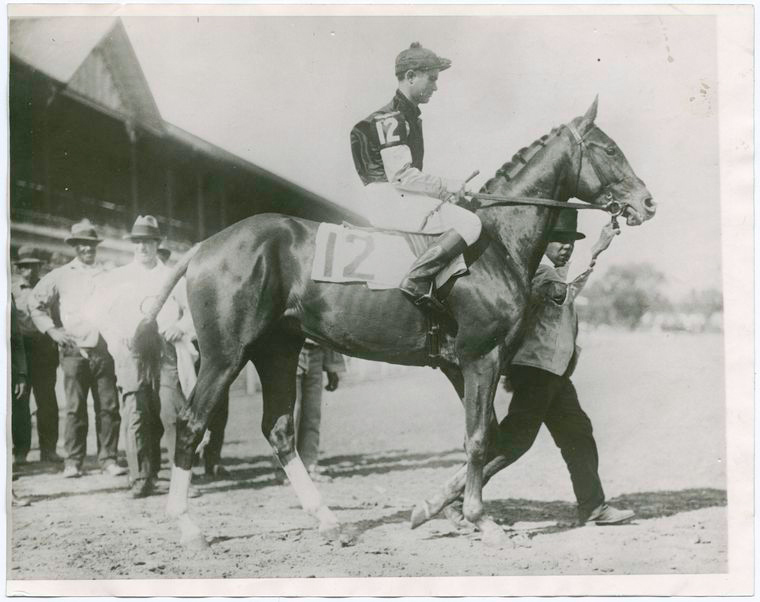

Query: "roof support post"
<box><xmin>41</xmin><ymin>105</ymin><xmax>52</xmax><ymax>214</ymax></box>
<box><xmin>165</xmin><ymin>166</ymin><xmax>175</xmax><ymax>240</ymax></box>
<box><xmin>41</xmin><ymin>83</ymin><xmax>58</xmax><ymax>214</ymax></box>
<box><xmin>126</xmin><ymin>121</ymin><xmax>139</xmax><ymax>217</ymax></box>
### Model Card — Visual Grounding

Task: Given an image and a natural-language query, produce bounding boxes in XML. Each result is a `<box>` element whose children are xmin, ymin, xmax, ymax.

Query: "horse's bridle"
<box><xmin>470</xmin><ymin>122</ymin><xmax>628</xmax><ymax>224</ymax></box>
<box><xmin>565</xmin><ymin>122</ymin><xmax>628</xmax><ymax>221</ymax></box>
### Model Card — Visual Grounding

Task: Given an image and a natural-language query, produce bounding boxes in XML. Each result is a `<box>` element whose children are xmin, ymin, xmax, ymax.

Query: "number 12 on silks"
<box><xmin>374</xmin><ymin>114</ymin><xmax>407</xmax><ymax>148</ymax></box>
<box><xmin>323</xmin><ymin>230</ymin><xmax>376</xmax><ymax>281</ymax></box>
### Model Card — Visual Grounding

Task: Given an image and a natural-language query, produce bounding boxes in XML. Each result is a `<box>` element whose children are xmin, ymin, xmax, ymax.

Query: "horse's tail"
<box><xmin>145</xmin><ymin>244</ymin><xmax>200</xmax><ymax>322</ymax></box>
<box><xmin>132</xmin><ymin>244</ymin><xmax>200</xmax><ymax>360</ymax></box>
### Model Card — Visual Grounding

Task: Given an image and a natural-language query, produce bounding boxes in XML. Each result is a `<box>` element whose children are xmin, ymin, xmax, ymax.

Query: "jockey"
<box><xmin>350</xmin><ymin>42</ymin><xmax>482</xmax><ymax>316</ymax></box>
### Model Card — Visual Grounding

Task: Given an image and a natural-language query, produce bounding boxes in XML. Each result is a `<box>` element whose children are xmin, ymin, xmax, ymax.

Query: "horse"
<box><xmin>151</xmin><ymin>98</ymin><xmax>655</xmax><ymax>549</ymax></box>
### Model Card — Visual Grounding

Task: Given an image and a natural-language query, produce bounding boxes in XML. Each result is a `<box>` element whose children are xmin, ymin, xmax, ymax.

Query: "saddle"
<box><xmin>311</xmin><ymin>222</ymin><xmax>467</xmax><ymax>291</ymax></box>
<box><xmin>339</xmin><ymin>220</ymin><xmax>434</xmax><ymax>255</ymax></box>
<box><xmin>311</xmin><ymin>222</ymin><xmax>464</xmax><ymax>366</ymax></box>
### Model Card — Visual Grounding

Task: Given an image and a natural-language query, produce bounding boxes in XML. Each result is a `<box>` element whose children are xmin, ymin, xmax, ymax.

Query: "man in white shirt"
<box><xmin>30</xmin><ymin>220</ymin><xmax>126</xmax><ymax>479</ymax></box>
<box><xmin>97</xmin><ymin>216</ymin><xmax>195</xmax><ymax>498</ymax></box>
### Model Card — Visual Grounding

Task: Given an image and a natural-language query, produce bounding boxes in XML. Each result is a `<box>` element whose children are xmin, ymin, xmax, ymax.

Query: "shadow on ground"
<box><xmin>477</xmin><ymin>488</ymin><xmax>727</xmax><ymax>539</ymax></box>
<box><xmin>196</xmin><ymin>448</ymin><xmax>465</xmax><ymax>495</ymax></box>
<box><xmin>14</xmin><ymin>442</ymin><xmax>727</xmax><ymax>536</ymax></box>
<box><xmin>201</xmin><ymin>487</ymin><xmax>727</xmax><ymax>547</ymax></box>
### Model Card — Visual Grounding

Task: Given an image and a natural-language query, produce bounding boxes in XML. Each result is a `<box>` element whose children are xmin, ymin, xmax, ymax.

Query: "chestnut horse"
<box><xmin>154</xmin><ymin>99</ymin><xmax>655</xmax><ymax>548</ymax></box>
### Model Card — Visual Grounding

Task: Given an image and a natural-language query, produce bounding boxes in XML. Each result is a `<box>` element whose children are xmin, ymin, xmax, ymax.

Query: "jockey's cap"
<box><xmin>395</xmin><ymin>42</ymin><xmax>452</xmax><ymax>77</ymax></box>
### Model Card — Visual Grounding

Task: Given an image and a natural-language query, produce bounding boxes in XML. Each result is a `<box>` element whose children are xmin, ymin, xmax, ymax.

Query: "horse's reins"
<box><xmin>471</xmin><ymin>194</ymin><xmax>617</xmax><ymax>213</ymax></box>
<box><xmin>424</xmin><ymin>123</ymin><xmax>627</xmax><ymax>228</ymax></box>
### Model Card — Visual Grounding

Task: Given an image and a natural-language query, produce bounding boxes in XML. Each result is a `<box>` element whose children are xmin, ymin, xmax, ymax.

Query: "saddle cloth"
<box><xmin>311</xmin><ymin>223</ymin><xmax>467</xmax><ymax>290</ymax></box>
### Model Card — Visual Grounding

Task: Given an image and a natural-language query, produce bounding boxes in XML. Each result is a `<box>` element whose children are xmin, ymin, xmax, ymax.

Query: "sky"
<box><xmin>118</xmin><ymin>14</ymin><xmax>722</xmax><ymax>297</ymax></box>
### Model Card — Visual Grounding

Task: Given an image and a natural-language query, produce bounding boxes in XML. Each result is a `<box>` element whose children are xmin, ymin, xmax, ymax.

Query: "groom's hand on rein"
<box><xmin>590</xmin><ymin>221</ymin><xmax>621</xmax><ymax>265</ymax></box>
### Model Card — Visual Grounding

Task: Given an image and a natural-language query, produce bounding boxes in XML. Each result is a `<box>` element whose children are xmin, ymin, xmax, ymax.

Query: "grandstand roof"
<box><xmin>9</xmin><ymin>16</ymin><xmax>363</xmax><ymax>223</ymax></box>
<box><xmin>10</xmin><ymin>17</ymin><xmax>117</xmax><ymax>82</ymax></box>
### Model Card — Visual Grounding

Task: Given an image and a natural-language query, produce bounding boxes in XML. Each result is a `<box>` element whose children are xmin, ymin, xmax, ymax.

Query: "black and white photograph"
<box><xmin>4</xmin><ymin>4</ymin><xmax>753</xmax><ymax>597</ymax></box>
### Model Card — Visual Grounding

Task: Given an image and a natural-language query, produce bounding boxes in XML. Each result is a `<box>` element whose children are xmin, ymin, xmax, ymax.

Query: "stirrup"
<box><xmin>413</xmin><ymin>289</ymin><xmax>448</xmax><ymax>314</ymax></box>
<box><xmin>404</xmin><ymin>284</ymin><xmax>458</xmax><ymax>335</ymax></box>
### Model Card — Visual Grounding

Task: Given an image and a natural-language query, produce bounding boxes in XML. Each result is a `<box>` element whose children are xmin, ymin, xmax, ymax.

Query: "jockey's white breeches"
<box><xmin>359</xmin><ymin>183</ymin><xmax>482</xmax><ymax>245</ymax></box>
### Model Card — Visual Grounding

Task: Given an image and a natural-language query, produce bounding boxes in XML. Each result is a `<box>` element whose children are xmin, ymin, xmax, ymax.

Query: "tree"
<box><xmin>579</xmin><ymin>263</ymin><xmax>670</xmax><ymax>329</ymax></box>
<box><xmin>678</xmin><ymin>287</ymin><xmax>723</xmax><ymax>330</ymax></box>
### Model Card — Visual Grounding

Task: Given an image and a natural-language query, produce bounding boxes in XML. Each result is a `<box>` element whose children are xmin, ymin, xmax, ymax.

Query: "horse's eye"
<box><xmin>605</xmin><ymin>147</ymin><xmax>617</xmax><ymax>156</ymax></box>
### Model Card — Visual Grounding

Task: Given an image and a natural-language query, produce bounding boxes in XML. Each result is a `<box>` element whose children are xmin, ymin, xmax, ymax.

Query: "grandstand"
<box><xmin>9</xmin><ymin>17</ymin><xmax>364</xmax><ymax>265</ymax></box>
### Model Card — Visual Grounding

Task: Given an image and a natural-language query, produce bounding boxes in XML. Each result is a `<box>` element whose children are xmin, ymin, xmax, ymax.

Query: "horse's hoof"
<box><xmin>319</xmin><ymin>521</ymin><xmax>341</xmax><ymax>542</ymax></box>
<box><xmin>478</xmin><ymin>518</ymin><xmax>510</xmax><ymax>548</ymax></box>
<box><xmin>181</xmin><ymin>534</ymin><xmax>209</xmax><ymax>551</ymax></box>
<box><xmin>509</xmin><ymin>531</ymin><xmax>532</xmax><ymax>548</ymax></box>
<box><xmin>410</xmin><ymin>501</ymin><xmax>434</xmax><ymax>529</ymax></box>
<box><xmin>443</xmin><ymin>503</ymin><xmax>472</xmax><ymax>531</ymax></box>
<box><xmin>463</xmin><ymin>502</ymin><xmax>484</xmax><ymax>525</ymax></box>
<box><xmin>319</xmin><ymin>522</ymin><xmax>357</xmax><ymax>546</ymax></box>
<box><xmin>337</xmin><ymin>525</ymin><xmax>358</xmax><ymax>547</ymax></box>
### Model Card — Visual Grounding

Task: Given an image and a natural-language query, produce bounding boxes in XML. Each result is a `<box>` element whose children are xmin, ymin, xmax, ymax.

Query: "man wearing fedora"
<box><xmin>30</xmin><ymin>220</ymin><xmax>125</xmax><ymax>478</ymax></box>
<box><xmin>12</xmin><ymin>246</ymin><xmax>61</xmax><ymax>464</ymax></box>
<box><xmin>96</xmin><ymin>216</ymin><xmax>195</xmax><ymax>498</ymax></box>
<box><xmin>482</xmin><ymin>209</ymin><xmax>635</xmax><ymax>526</ymax></box>
<box><xmin>350</xmin><ymin>42</ymin><xmax>481</xmax><ymax>322</ymax></box>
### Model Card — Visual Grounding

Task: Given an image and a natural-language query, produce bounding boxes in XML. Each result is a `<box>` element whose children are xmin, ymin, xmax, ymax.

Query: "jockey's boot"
<box><xmin>399</xmin><ymin>229</ymin><xmax>468</xmax><ymax>320</ymax></box>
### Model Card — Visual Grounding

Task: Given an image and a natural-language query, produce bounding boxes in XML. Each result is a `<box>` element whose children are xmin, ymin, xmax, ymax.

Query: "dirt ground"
<box><xmin>9</xmin><ymin>331</ymin><xmax>726</xmax><ymax>579</ymax></box>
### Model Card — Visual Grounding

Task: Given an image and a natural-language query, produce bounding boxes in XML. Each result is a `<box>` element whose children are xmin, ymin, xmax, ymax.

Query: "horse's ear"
<box><xmin>583</xmin><ymin>96</ymin><xmax>599</xmax><ymax>124</ymax></box>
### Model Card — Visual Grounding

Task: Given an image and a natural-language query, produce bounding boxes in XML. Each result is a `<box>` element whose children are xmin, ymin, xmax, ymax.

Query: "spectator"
<box><xmin>96</xmin><ymin>216</ymin><xmax>195</xmax><ymax>498</ymax></box>
<box><xmin>30</xmin><ymin>220</ymin><xmax>126</xmax><ymax>479</ymax></box>
<box><xmin>10</xmin><ymin>297</ymin><xmax>31</xmax><ymax>507</ymax></box>
<box><xmin>10</xmin><ymin>295</ymin><xmax>30</xmax><ymax>466</ymax></box>
<box><xmin>157</xmin><ymin>245</ymin><xmax>171</xmax><ymax>264</ymax></box>
<box><xmin>12</xmin><ymin>246</ymin><xmax>61</xmax><ymax>464</ymax></box>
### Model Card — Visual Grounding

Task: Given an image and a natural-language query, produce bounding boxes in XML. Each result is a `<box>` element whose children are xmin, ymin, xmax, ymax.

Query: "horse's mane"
<box><xmin>463</xmin><ymin>124</ymin><xmax>566</xmax><ymax>265</ymax></box>
<box><xmin>481</xmin><ymin>126</ymin><xmax>564</xmax><ymax>193</ymax></box>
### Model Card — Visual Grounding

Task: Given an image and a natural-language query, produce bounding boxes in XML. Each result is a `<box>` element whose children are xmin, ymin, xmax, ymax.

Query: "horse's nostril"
<box><xmin>643</xmin><ymin>197</ymin><xmax>656</xmax><ymax>211</ymax></box>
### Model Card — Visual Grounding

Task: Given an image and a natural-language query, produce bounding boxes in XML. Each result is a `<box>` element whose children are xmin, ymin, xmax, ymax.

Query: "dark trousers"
<box><xmin>122</xmin><ymin>383</ymin><xmax>163</xmax><ymax>483</ymax></box>
<box><xmin>23</xmin><ymin>334</ymin><xmax>59</xmax><ymax>454</ymax></box>
<box><xmin>272</xmin><ymin>346</ymin><xmax>323</xmax><ymax>476</ymax></box>
<box><xmin>294</xmin><ymin>346</ymin><xmax>324</xmax><ymax>470</ymax></box>
<box><xmin>497</xmin><ymin>365</ymin><xmax>605</xmax><ymax>521</ymax></box>
<box><xmin>59</xmin><ymin>340</ymin><xmax>121</xmax><ymax>469</ymax></box>
<box><xmin>159</xmin><ymin>362</ymin><xmax>183</xmax><ymax>468</ymax></box>
<box><xmin>11</xmin><ymin>380</ymin><xmax>31</xmax><ymax>458</ymax></box>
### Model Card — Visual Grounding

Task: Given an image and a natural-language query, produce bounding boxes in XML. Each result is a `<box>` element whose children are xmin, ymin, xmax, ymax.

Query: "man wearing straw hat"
<box><xmin>96</xmin><ymin>216</ymin><xmax>196</xmax><ymax>498</ymax></box>
<box><xmin>12</xmin><ymin>246</ymin><xmax>61</xmax><ymax>464</ymax></box>
<box><xmin>30</xmin><ymin>220</ymin><xmax>126</xmax><ymax>479</ymax></box>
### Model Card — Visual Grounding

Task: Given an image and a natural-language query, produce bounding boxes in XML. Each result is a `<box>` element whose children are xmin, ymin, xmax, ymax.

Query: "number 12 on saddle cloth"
<box><xmin>311</xmin><ymin>223</ymin><xmax>466</xmax><ymax>290</ymax></box>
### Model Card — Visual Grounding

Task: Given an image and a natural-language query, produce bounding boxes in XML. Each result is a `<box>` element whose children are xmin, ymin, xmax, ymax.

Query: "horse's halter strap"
<box><xmin>565</xmin><ymin>122</ymin><xmax>626</xmax><ymax>217</ymax></box>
